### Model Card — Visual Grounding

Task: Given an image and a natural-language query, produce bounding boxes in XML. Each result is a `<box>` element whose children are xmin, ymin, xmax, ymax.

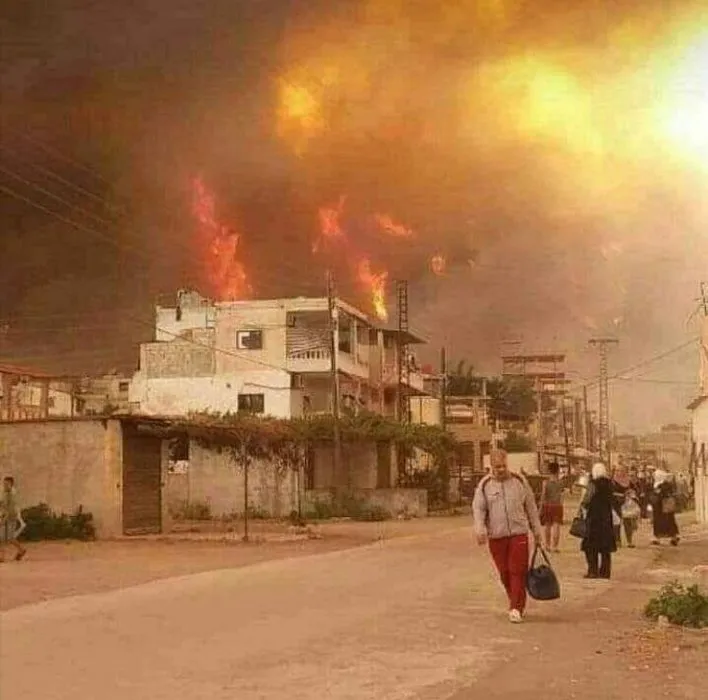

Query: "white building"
<box><xmin>130</xmin><ymin>290</ymin><xmax>426</xmax><ymax>419</ymax></box>
<box><xmin>688</xmin><ymin>317</ymin><xmax>708</xmax><ymax>523</ymax></box>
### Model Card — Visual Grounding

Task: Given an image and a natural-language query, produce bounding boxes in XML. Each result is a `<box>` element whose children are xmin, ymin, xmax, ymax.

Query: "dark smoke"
<box><xmin>1</xmin><ymin>0</ymin><xmax>706</xmax><ymax>431</ymax></box>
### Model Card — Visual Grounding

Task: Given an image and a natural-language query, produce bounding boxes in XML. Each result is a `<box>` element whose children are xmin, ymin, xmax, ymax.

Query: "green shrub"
<box><xmin>644</xmin><ymin>581</ymin><xmax>708</xmax><ymax>629</ymax></box>
<box><xmin>20</xmin><ymin>503</ymin><xmax>96</xmax><ymax>542</ymax></box>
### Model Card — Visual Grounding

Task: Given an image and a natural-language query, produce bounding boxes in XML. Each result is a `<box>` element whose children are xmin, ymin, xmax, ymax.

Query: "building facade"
<box><xmin>129</xmin><ymin>290</ymin><xmax>426</xmax><ymax>419</ymax></box>
<box><xmin>0</xmin><ymin>364</ymin><xmax>74</xmax><ymax>421</ymax></box>
<box><xmin>689</xmin><ymin>317</ymin><xmax>708</xmax><ymax>523</ymax></box>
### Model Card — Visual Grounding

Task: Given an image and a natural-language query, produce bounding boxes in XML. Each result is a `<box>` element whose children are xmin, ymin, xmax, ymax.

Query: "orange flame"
<box><xmin>314</xmin><ymin>195</ymin><xmax>347</xmax><ymax>252</ymax></box>
<box><xmin>374</xmin><ymin>214</ymin><xmax>414</xmax><ymax>238</ymax></box>
<box><xmin>430</xmin><ymin>254</ymin><xmax>446</xmax><ymax>276</ymax></box>
<box><xmin>191</xmin><ymin>177</ymin><xmax>252</xmax><ymax>301</ymax></box>
<box><xmin>357</xmin><ymin>258</ymin><xmax>389</xmax><ymax>321</ymax></box>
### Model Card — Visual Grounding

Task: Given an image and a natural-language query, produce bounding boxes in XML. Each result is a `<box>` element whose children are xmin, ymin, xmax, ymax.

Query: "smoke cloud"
<box><xmin>1</xmin><ymin>0</ymin><xmax>707</xmax><ymax>430</ymax></box>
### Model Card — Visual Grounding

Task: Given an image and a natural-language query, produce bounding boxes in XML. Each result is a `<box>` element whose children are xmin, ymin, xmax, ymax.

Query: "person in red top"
<box><xmin>473</xmin><ymin>450</ymin><xmax>543</xmax><ymax>623</ymax></box>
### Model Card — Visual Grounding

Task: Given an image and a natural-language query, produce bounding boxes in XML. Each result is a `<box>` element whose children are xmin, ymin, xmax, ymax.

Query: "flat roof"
<box><xmin>377</xmin><ymin>326</ymin><xmax>427</xmax><ymax>344</ymax></box>
<box><xmin>0</xmin><ymin>363</ymin><xmax>75</xmax><ymax>380</ymax></box>
<box><xmin>156</xmin><ymin>293</ymin><xmax>428</xmax><ymax>343</ymax></box>
<box><xmin>502</xmin><ymin>354</ymin><xmax>566</xmax><ymax>363</ymax></box>
<box><xmin>501</xmin><ymin>372</ymin><xmax>568</xmax><ymax>381</ymax></box>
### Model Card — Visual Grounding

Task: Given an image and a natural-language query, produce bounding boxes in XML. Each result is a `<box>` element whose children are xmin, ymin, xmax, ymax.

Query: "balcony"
<box><xmin>287</xmin><ymin>348</ymin><xmax>370</xmax><ymax>379</ymax></box>
<box><xmin>382</xmin><ymin>363</ymin><xmax>425</xmax><ymax>393</ymax></box>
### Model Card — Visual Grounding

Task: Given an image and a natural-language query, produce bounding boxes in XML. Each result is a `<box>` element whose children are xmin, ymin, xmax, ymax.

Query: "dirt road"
<box><xmin>1</xmin><ymin>520</ymin><xmax>705</xmax><ymax>700</ymax></box>
<box><xmin>0</xmin><ymin>516</ymin><xmax>467</xmax><ymax>610</ymax></box>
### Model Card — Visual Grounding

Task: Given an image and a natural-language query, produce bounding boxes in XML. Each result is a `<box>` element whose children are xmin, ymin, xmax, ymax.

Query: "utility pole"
<box><xmin>440</xmin><ymin>347</ymin><xmax>447</xmax><ymax>429</ymax></box>
<box><xmin>583</xmin><ymin>385</ymin><xmax>590</xmax><ymax>451</ymax></box>
<box><xmin>396</xmin><ymin>280</ymin><xmax>410</xmax><ymax>424</ymax></box>
<box><xmin>562</xmin><ymin>396</ymin><xmax>572</xmax><ymax>474</ymax></box>
<box><xmin>700</xmin><ymin>282</ymin><xmax>708</xmax><ymax>316</ymax></box>
<box><xmin>536</xmin><ymin>377</ymin><xmax>545</xmax><ymax>472</ymax></box>
<box><xmin>326</xmin><ymin>272</ymin><xmax>343</xmax><ymax>487</ymax></box>
<box><xmin>588</xmin><ymin>337</ymin><xmax>619</xmax><ymax>466</ymax></box>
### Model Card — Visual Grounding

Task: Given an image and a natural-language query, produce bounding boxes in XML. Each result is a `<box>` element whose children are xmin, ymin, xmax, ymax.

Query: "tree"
<box><xmin>447</xmin><ymin>361</ymin><xmax>537</xmax><ymax>428</ymax></box>
<box><xmin>501</xmin><ymin>431</ymin><xmax>535</xmax><ymax>453</ymax></box>
<box><xmin>447</xmin><ymin>360</ymin><xmax>483</xmax><ymax>395</ymax></box>
<box><xmin>486</xmin><ymin>377</ymin><xmax>537</xmax><ymax>428</ymax></box>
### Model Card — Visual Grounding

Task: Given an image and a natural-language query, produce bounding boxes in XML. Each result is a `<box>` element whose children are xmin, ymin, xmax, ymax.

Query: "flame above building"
<box><xmin>191</xmin><ymin>177</ymin><xmax>251</xmax><ymax>301</ymax></box>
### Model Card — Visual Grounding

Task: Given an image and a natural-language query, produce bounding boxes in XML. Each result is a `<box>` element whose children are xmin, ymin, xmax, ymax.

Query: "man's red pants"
<box><xmin>488</xmin><ymin>534</ymin><xmax>529</xmax><ymax>612</ymax></box>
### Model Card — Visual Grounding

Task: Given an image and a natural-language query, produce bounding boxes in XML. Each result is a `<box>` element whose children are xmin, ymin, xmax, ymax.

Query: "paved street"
<box><xmin>0</xmin><ymin>522</ymin><xmax>661</xmax><ymax>700</ymax></box>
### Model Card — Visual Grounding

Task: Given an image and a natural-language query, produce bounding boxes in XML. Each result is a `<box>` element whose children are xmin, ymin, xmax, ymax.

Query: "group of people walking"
<box><xmin>472</xmin><ymin>449</ymin><xmax>682</xmax><ymax>623</ymax></box>
<box><xmin>578</xmin><ymin>462</ymin><xmax>680</xmax><ymax>579</ymax></box>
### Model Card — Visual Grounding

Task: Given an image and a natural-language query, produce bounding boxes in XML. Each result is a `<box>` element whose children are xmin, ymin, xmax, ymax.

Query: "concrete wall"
<box><xmin>0</xmin><ymin>419</ymin><xmax>123</xmax><ymax>537</ymax></box>
<box><xmin>313</xmin><ymin>443</ymin><xmax>378</xmax><ymax>489</ymax></box>
<box><xmin>155</xmin><ymin>297</ymin><xmax>212</xmax><ymax>342</ymax></box>
<box><xmin>692</xmin><ymin>400</ymin><xmax>708</xmax><ymax>523</ymax></box>
<box><xmin>178</xmin><ymin>441</ymin><xmax>298</xmax><ymax>518</ymax></box>
<box><xmin>303</xmin><ymin>488</ymin><xmax>428</xmax><ymax>517</ymax></box>
<box><xmin>410</xmin><ymin>396</ymin><xmax>441</xmax><ymax>426</ymax></box>
<box><xmin>692</xmin><ymin>401</ymin><xmax>708</xmax><ymax>447</ymax></box>
<box><xmin>130</xmin><ymin>371</ymin><xmax>293</xmax><ymax>417</ymax></box>
<box><xmin>696</xmin><ymin>473</ymin><xmax>708</xmax><ymax>525</ymax></box>
<box><xmin>140</xmin><ymin>338</ymin><xmax>215</xmax><ymax>379</ymax></box>
<box><xmin>215</xmin><ymin>305</ymin><xmax>287</xmax><ymax>374</ymax></box>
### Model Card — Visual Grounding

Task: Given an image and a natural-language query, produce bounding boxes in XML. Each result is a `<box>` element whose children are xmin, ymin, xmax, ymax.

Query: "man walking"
<box><xmin>472</xmin><ymin>450</ymin><xmax>543</xmax><ymax>623</ymax></box>
<box><xmin>1</xmin><ymin>476</ymin><xmax>27</xmax><ymax>562</ymax></box>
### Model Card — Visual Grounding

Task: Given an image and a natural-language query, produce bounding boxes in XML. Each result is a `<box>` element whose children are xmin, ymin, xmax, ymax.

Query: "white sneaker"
<box><xmin>509</xmin><ymin>609</ymin><xmax>523</xmax><ymax>623</ymax></box>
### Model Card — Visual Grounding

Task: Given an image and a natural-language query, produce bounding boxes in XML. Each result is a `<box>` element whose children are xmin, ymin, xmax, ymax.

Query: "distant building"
<box><xmin>638</xmin><ymin>424</ymin><xmax>691</xmax><ymax>472</ymax></box>
<box><xmin>129</xmin><ymin>290</ymin><xmax>427</xmax><ymax>419</ymax></box>
<box><xmin>443</xmin><ymin>394</ymin><xmax>493</xmax><ymax>497</ymax></box>
<box><xmin>0</xmin><ymin>364</ymin><xmax>74</xmax><ymax>421</ymax></box>
<box><xmin>73</xmin><ymin>373</ymin><xmax>132</xmax><ymax>416</ymax></box>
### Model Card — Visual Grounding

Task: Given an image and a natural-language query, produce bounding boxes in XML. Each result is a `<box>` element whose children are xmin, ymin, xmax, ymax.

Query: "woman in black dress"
<box><xmin>650</xmin><ymin>469</ymin><xmax>680</xmax><ymax>546</ymax></box>
<box><xmin>581</xmin><ymin>462</ymin><xmax>617</xmax><ymax>579</ymax></box>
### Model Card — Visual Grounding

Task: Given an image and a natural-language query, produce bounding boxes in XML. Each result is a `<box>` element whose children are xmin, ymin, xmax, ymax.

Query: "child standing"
<box><xmin>1</xmin><ymin>476</ymin><xmax>27</xmax><ymax>563</ymax></box>
<box><xmin>540</xmin><ymin>462</ymin><xmax>564</xmax><ymax>553</ymax></box>
<box><xmin>621</xmin><ymin>488</ymin><xmax>641</xmax><ymax>548</ymax></box>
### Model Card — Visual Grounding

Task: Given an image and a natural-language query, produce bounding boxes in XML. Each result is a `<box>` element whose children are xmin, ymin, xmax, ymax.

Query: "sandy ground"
<box><xmin>1</xmin><ymin>515</ymin><xmax>706</xmax><ymax>700</ymax></box>
<box><xmin>0</xmin><ymin>516</ymin><xmax>471</xmax><ymax>610</ymax></box>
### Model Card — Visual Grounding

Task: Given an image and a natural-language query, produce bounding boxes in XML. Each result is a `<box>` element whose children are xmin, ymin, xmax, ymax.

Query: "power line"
<box><xmin>0</xmin><ymin>146</ymin><xmax>117</xmax><ymax>211</ymax></box>
<box><xmin>0</xmin><ymin>183</ymin><xmax>155</xmax><ymax>264</ymax></box>
<box><xmin>571</xmin><ymin>337</ymin><xmax>699</xmax><ymax>393</ymax></box>
<box><xmin>614</xmin><ymin>377</ymin><xmax>696</xmax><ymax>386</ymax></box>
<box><xmin>0</xmin><ymin>162</ymin><xmax>320</xmax><ymax>297</ymax></box>
<box><xmin>5</xmin><ymin>127</ymin><xmax>112</xmax><ymax>186</ymax></box>
<box><xmin>0</xmin><ymin>164</ymin><xmax>118</xmax><ymax>229</ymax></box>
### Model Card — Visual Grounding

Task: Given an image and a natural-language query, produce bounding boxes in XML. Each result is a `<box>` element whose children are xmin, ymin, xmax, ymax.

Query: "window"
<box><xmin>238</xmin><ymin>393</ymin><xmax>265</xmax><ymax>413</ymax></box>
<box><xmin>47</xmin><ymin>396</ymin><xmax>56</xmax><ymax>409</ymax></box>
<box><xmin>118</xmin><ymin>381</ymin><xmax>130</xmax><ymax>392</ymax></box>
<box><xmin>169</xmin><ymin>435</ymin><xmax>190</xmax><ymax>462</ymax></box>
<box><xmin>236</xmin><ymin>330</ymin><xmax>263</xmax><ymax>350</ymax></box>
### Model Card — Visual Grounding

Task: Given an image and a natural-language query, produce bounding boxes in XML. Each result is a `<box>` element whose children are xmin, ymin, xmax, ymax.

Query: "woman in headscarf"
<box><xmin>580</xmin><ymin>463</ymin><xmax>617</xmax><ymax>579</ymax></box>
<box><xmin>650</xmin><ymin>469</ymin><xmax>680</xmax><ymax>546</ymax></box>
<box><xmin>611</xmin><ymin>465</ymin><xmax>631</xmax><ymax>547</ymax></box>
